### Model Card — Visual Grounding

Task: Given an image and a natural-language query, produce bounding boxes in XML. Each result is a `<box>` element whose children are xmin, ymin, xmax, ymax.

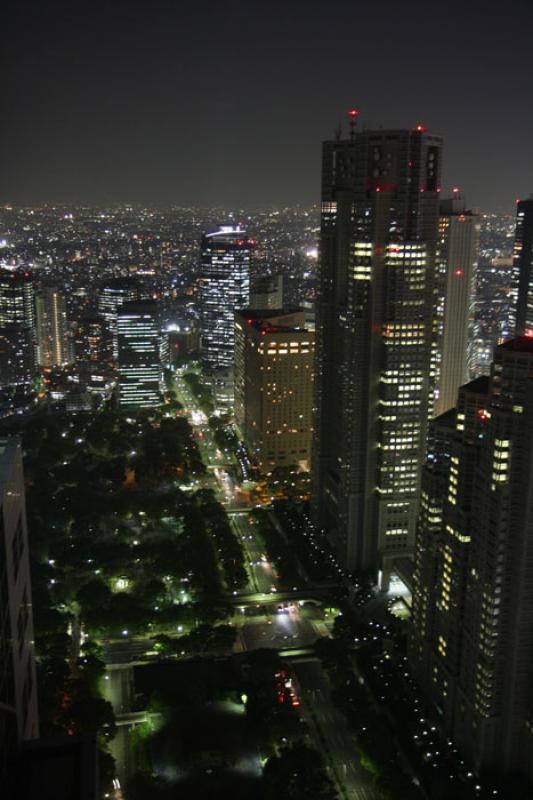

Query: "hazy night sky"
<box><xmin>2</xmin><ymin>0</ymin><xmax>532</xmax><ymax>211</ymax></box>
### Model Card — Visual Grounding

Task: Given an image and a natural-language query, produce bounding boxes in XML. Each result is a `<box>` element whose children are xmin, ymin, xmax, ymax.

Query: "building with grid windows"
<box><xmin>117</xmin><ymin>301</ymin><xmax>161</xmax><ymax>407</ymax></box>
<box><xmin>511</xmin><ymin>196</ymin><xmax>533</xmax><ymax>337</ymax></box>
<box><xmin>312</xmin><ymin>124</ymin><xmax>442</xmax><ymax>582</ymax></box>
<box><xmin>234</xmin><ymin>309</ymin><xmax>314</xmax><ymax>470</ymax></box>
<box><xmin>200</xmin><ymin>227</ymin><xmax>252</xmax><ymax>372</ymax></box>
<box><xmin>410</xmin><ymin>338</ymin><xmax>533</xmax><ymax>788</ymax></box>
<box><xmin>98</xmin><ymin>279</ymin><xmax>140</xmax><ymax>360</ymax></box>
<box><xmin>0</xmin><ymin>438</ymin><xmax>39</xmax><ymax>782</ymax></box>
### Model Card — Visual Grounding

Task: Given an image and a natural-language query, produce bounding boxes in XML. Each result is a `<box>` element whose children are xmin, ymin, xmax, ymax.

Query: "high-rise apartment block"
<box><xmin>512</xmin><ymin>196</ymin><xmax>533</xmax><ymax>337</ymax></box>
<box><xmin>35</xmin><ymin>287</ymin><xmax>71</xmax><ymax>367</ymax></box>
<box><xmin>234</xmin><ymin>309</ymin><xmax>314</xmax><ymax>470</ymax></box>
<box><xmin>432</xmin><ymin>194</ymin><xmax>480</xmax><ymax>416</ymax></box>
<box><xmin>98</xmin><ymin>279</ymin><xmax>140</xmax><ymax>360</ymax></box>
<box><xmin>410</xmin><ymin>338</ymin><xmax>533</xmax><ymax>787</ymax></box>
<box><xmin>0</xmin><ymin>439</ymin><xmax>39</xmax><ymax>780</ymax></box>
<box><xmin>200</xmin><ymin>227</ymin><xmax>252</xmax><ymax>372</ymax></box>
<box><xmin>117</xmin><ymin>301</ymin><xmax>161</xmax><ymax>407</ymax></box>
<box><xmin>312</xmin><ymin>124</ymin><xmax>442</xmax><ymax>580</ymax></box>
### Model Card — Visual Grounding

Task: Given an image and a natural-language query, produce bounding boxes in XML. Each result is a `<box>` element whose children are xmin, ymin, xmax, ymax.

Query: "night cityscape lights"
<box><xmin>1</xmin><ymin>2</ymin><xmax>532</xmax><ymax>799</ymax></box>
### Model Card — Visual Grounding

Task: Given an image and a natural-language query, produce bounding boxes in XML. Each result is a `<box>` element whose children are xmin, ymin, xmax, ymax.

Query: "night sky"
<box><xmin>2</xmin><ymin>0</ymin><xmax>532</xmax><ymax>211</ymax></box>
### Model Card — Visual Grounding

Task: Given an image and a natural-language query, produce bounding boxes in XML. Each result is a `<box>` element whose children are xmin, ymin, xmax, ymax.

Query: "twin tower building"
<box><xmin>204</xmin><ymin>123</ymin><xmax>533</xmax><ymax>784</ymax></box>
<box><xmin>310</xmin><ymin>123</ymin><xmax>533</xmax><ymax>786</ymax></box>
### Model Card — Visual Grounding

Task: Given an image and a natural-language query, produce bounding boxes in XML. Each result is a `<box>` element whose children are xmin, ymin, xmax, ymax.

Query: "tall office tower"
<box><xmin>97</xmin><ymin>279</ymin><xmax>140</xmax><ymax>360</ymax></box>
<box><xmin>35</xmin><ymin>287</ymin><xmax>71</xmax><ymax>367</ymax></box>
<box><xmin>200</xmin><ymin>227</ymin><xmax>252</xmax><ymax>371</ymax></box>
<box><xmin>312</xmin><ymin>122</ymin><xmax>442</xmax><ymax>581</ymax></box>
<box><xmin>511</xmin><ymin>196</ymin><xmax>533</xmax><ymax>337</ymax></box>
<box><xmin>234</xmin><ymin>309</ymin><xmax>314</xmax><ymax>470</ymax></box>
<box><xmin>74</xmin><ymin>315</ymin><xmax>110</xmax><ymax>389</ymax></box>
<box><xmin>0</xmin><ymin>326</ymin><xmax>34</xmax><ymax>388</ymax></box>
<box><xmin>117</xmin><ymin>301</ymin><xmax>161</xmax><ymax>407</ymax></box>
<box><xmin>0</xmin><ymin>439</ymin><xmax>39</xmax><ymax>780</ymax></box>
<box><xmin>249</xmin><ymin>274</ymin><xmax>284</xmax><ymax>310</ymax></box>
<box><xmin>0</xmin><ymin>268</ymin><xmax>35</xmax><ymax>330</ymax></box>
<box><xmin>432</xmin><ymin>194</ymin><xmax>480</xmax><ymax>416</ymax></box>
<box><xmin>410</xmin><ymin>338</ymin><xmax>533</xmax><ymax>786</ymax></box>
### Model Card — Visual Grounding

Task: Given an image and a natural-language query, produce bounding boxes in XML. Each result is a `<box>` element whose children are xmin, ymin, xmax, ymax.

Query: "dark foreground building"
<box><xmin>410</xmin><ymin>338</ymin><xmax>533</xmax><ymax>788</ymax></box>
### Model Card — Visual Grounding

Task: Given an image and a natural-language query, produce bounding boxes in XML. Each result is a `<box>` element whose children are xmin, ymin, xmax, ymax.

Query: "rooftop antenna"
<box><xmin>348</xmin><ymin>108</ymin><xmax>360</xmax><ymax>140</ymax></box>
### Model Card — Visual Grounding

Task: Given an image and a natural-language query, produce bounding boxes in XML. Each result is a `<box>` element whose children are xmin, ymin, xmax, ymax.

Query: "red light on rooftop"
<box><xmin>436</xmin><ymin>187</ymin><xmax>441</xmax><ymax>193</ymax></box>
<box><xmin>454</xmin><ymin>268</ymin><xmax>463</xmax><ymax>277</ymax></box>
<box><xmin>348</xmin><ymin>108</ymin><xmax>360</xmax><ymax>117</ymax></box>
<box><xmin>413</xmin><ymin>124</ymin><xmax>427</xmax><ymax>133</ymax></box>
<box><xmin>375</xmin><ymin>186</ymin><xmax>381</xmax><ymax>193</ymax></box>
<box><xmin>453</xmin><ymin>187</ymin><xmax>460</xmax><ymax>194</ymax></box>
<box><xmin>419</xmin><ymin>187</ymin><xmax>425</xmax><ymax>193</ymax></box>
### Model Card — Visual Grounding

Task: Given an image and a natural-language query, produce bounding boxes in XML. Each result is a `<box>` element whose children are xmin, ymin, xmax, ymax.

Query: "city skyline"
<box><xmin>2</xmin><ymin>0</ymin><xmax>533</xmax><ymax>211</ymax></box>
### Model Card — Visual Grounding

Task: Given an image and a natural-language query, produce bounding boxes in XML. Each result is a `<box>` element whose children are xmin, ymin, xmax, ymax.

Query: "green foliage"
<box><xmin>263</xmin><ymin>742</ymin><xmax>338</xmax><ymax>800</ymax></box>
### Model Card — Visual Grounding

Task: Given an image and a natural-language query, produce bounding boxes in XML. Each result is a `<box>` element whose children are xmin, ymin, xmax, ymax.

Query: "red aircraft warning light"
<box><xmin>348</xmin><ymin>108</ymin><xmax>360</xmax><ymax>118</ymax></box>
<box><xmin>413</xmin><ymin>124</ymin><xmax>427</xmax><ymax>133</ymax></box>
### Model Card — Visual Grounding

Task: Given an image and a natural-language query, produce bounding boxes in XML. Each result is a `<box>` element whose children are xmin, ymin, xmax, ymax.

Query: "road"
<box><xmin>102</xmin><ymin>667</ymin><xmax>135</xmax><ymax>786</ymax></box>
<box><xmin>293</xmin><ymin>657</ymin><xmax>374</xmax><ymax>800</ymax></box>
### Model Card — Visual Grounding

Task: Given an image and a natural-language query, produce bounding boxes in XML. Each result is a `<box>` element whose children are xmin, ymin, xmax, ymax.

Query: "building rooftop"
<box><xmin>499</xmin><ymin>336</ymin><xmax>533</xmax><ymax>354</ymax></box>
<box><xmin>236</xmin><ymin>308</ymin><xmax>307</xmax><ymax>334</ymax></box>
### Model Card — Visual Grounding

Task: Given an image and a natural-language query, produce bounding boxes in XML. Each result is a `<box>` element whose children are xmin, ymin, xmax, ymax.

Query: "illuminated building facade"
<box><xmin>0</xmin><ymin>269</ymin><xmax>34</xmax><ymax>330</ymax></box>
<box><xmin>35</xmin><ymin>287</ymin><xmax>72</xmax><ymax>367</ymax></box>
<box><xmin>117</xmin><ymin>301</ymin><xmax>161</xmax><ymax>407</ymax></box>
<box><xmin>234</xmin><ymin>309</ymin><xmax>314</xmax><ymax>470</ymax></box>
<box><xmin>410</xmin><ymin>338</ymin><xmax>533</xmax><ymax>786</ymax></box>
<box><xmin>0</xmin><ymin>269</ymin><xmax>35</xmax><ymax>388</ymax></box>
<box><xmin>312</xmin><ymin>124</ymin><xmax>442</xmax><ymax>580</ymax></box>
<box><xmin>98</xmin><ymin>279</ymin><xmax>140</xmax><ymax>360</ymax></box>
<box><xmin>512</xmin><ymin>197</ymin><xmax>533</xmax><ymax>337</ymax></box>
<box><xmin>200</xmin><ymin>227</ymin><xmax>252</xmax><ymax>371</ymax></box>
<box><xmin>432</xmin><ymin>195</ymin><xmax>480</xmax><ymax>416</ymax></box>
<box><xmin>0</xmin><ymin>438</ymin><xmax>39</xmax><ymax>781</ymax></box>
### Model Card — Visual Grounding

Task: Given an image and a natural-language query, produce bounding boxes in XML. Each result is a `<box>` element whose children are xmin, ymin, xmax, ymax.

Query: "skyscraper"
<box><xmin>511</xmin><ymin>196</ymin><xmax>533</xmax><ymax>337</ymax></box>
<box><xmin>312</xmin><ymin>122</ymin><xmax>442</xmax><ymax>582</ymax></box>
<box><xmin>200</xmin><ymin>227</ymin><xmax>252</xmax><ymax>372</ymax></box>
<box><xmin>234</xmin><ymin>309</ymin><xmax>314</xmax><ymax>470</ymax></box>
<box><xmin>117</xmin><ymin>301</ymin><xmax>161</xmax><ymax>407</ymax></box>
<box><xmin>35</xmin><ymin>287</ymin><xmax>71</xmax><ymax>367</ymax></box>
<box><xmin>0</xmin><ymin>269</ymin><xmax>36</xmax><ymax>388</ymax></box>
<box><xmin>98</xmin><ymin>279</ymin><xmax>140</xmax><ymax>360</ymax></box>
<box><xmin>74</xmin><ymin>315</ymin><xmax>111</xmax><ymax>390</ymax></box>
<box><xmin>0</xmin><ymin>438</ymin><xmax>39</xmax><ymax>780</ymax></box>
<box><xmin>0</xmin><ymin>268</ymin><xmax>34</xmax><ymax>330</ymax></box>
<box><xmin>432</xmin><ymin>194</ymin><xmax>480</xmax><ymax>416</ymax></box>
<box><xmin>410</xmin><ymin>338</ymin><xmax>533</xmax><ymax>787</ymax></box>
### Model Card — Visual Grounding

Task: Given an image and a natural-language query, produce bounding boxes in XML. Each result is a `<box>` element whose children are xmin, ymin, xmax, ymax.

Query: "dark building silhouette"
<box><xmin>410</xmin><ymin>338</ymin><xmax>533</xmax><ymax>788</ymax></box>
